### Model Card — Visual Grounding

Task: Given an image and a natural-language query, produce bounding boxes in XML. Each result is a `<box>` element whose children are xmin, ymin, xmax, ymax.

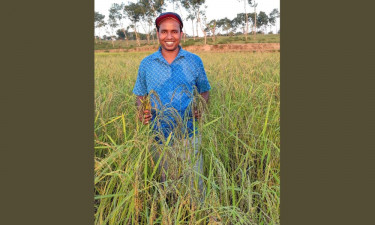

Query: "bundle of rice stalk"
<box><xmin>139</xmin><ymin>94</ymin><xmax>151</xmax><ymax>122</ymax></box>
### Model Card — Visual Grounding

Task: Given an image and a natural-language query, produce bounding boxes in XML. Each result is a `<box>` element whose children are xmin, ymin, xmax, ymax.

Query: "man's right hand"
<box><xmin>139</xmin><ymin>109</ymin><xmax>152</xmax><ymax>125</ymax></box>
<box><xmin>136</xmin><ymin>95</ymin><xmax>152</xmax><ymax>125</ymax></box>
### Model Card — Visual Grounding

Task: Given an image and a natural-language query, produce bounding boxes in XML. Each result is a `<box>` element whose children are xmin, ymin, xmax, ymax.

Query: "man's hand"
<box><xmin>141</xmin><ymin>109</ymin><xmax>152</xmax><ymax>124</ymax></box>
<box><xmin>194</xmin><ymin>91</ymin><xmax>209</xmax><ymax>120</ymax></box>
<box><xmin>194</xmin><ymin>109</ymin><xmax>202</xmax><ymax>120</ymax></box>
<box><xmin>136</xmin><ymin>95</ymin><xmax>152</xmax><ymax>125</ymax></box>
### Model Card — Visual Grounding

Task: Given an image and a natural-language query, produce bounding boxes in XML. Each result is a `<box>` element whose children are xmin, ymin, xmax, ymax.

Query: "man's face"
<box><xmin>157</xmin><ymin>18</ymin><xmax>183</xmax><ymax>52</ymax></box>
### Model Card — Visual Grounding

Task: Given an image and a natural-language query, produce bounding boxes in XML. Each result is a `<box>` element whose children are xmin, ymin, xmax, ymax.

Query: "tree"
<box><xmin>268</xmin><ymin>8</ymin><xmax>280</xmax><ymax>34</ymax></box>
<box><xmin>181</xmin><ymin>0</ymin><xmax>206</xmax><ymax>39</ymax></box>
<box><xmin>94</xmin><ymin>12</ymin><xmax>106</xmax><ymax>43</ymax></box>
<box><xmin>116</xmin><ymin>29</ymin><xmax>125</xmax><ymax>40</ymax></box>
<box><xmin>217</xmin><ymin>17</ymin><xmax>232</xmax><ymax>36</ymax></box>
<box><xmin>174</xmin><ymin>0</ymin><xmax>189</xmax><ymax>43</ymax></box>
<box><xmin>138</xmin><ymin>0</ymin><xmax>165</xmax><ymax>45</ymax></box>
<box><xmin>207</xmin><ymin>19</ymin><xmax>217</xmax><ymax>42</ymax></box>
<box><xmin>232</xmin><ymin>13</ymin><xmax>246</xmax><ymax>34</ymax></box>
<box><xmin>196</xmin><ymin>6</ymin><xmax>209</xmax><ymax>44</ymax></box>
<box><xmin>250</xmin><ymin>0</ymin><xmax>258</xmax><ymax>39</ymax></box>
<box><xmin>167</xmin><ymin>0</ymin><xmax>176</xmax><ymax>12</ymax></box>
<box><xmin>102</xmin><ymin>35</ymin><xmax>111</xmax><ymax>40</ymax></box>
<box><xmin>215</xmin><ymin>18</ymin><xmax>223</xmax><ymax>35</ymax></box>
<box><xmin>124</xmin><ymin>2</ymin><xmax>143</xmax><ymax>47</ymax></box>
<box><xmin>237</xmin><ymin>0</ymin><xmax>252</xmax><ymax>41</ymax></box>
<box><xmin>116</xmin><ymin>27</ymin><xmax>132</xmax><ymax>40</ymax></box>
<box><xmin>186</xmin><ymin>13</ymin><xmax>196</xmax><ymax>40</ymax></box>
<box><xmin>109</xmin><ymin>3</ymin><xmax>130</xmax><ymax>47</ymax></box>
<box><xmin>257</xmin><ymin>11</ymin><xmax>269</xmax><ymax>33</ymax></box>
<box><xmin>108</xmin><ymin>5</ymin><xmax>121</xmax><ymax>47</ymax></box>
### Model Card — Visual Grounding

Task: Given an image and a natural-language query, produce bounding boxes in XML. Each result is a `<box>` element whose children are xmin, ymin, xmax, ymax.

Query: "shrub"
<box><xmin>181</xmin><ymin>39</ymin><xmax>195</xmax><ymax>47</ymax></box>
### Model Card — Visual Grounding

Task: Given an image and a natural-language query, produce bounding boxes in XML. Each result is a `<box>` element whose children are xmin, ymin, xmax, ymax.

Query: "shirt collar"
<box><xmin>152</xmin><ymin>45</ymin><xmax>187</xmax><ymax>61</ymax></box>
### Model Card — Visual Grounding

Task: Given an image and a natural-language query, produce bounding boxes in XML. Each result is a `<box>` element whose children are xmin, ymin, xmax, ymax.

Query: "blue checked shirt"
<box><xmin>133</xmin><ymin>46</ymin><xmax>211</xmax><ymax>141</ymax></box>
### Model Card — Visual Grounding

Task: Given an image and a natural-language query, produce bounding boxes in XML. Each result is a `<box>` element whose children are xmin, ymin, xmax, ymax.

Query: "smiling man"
<box><xmin>132</xmin><ymin>12</ymin><xmax>211</xmax><ymax>192</ymax></box>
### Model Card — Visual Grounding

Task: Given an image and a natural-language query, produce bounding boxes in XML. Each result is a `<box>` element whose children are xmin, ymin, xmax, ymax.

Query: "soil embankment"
<box><xmin>95</xmin><ymin>43</ymin><xmax>280</xmax><ymax>53</ymax></box>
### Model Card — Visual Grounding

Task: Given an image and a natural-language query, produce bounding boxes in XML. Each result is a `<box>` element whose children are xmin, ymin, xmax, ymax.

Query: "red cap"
<box><xmin>155</xmin><ymin>12</ymin><xmax>183</xmax><ymax>30</ymax></box>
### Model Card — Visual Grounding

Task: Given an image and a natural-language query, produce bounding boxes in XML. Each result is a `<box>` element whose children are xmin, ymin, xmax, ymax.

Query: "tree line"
<box><xmin>94</xmin><ymin>0</ymin><xmax>279</xmax><ymax>46</ymax></box>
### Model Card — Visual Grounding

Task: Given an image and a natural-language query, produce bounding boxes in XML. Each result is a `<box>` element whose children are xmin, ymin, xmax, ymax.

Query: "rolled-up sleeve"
<box><xmin>195</xmin><ymin>58</ymin><xmax>211</xmax><ymax>93</ymax></box>
<box><xmin>133</xmin><ymin>61</ymin><xmax>147</xmax><ymax>96</ymax></box>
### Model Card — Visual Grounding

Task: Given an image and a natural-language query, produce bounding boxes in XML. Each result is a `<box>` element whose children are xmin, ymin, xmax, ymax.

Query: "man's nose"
<box><xmin>166</xmin><ymin>32</ymin><xmax>172</xmax><ymax>39</ymax></box>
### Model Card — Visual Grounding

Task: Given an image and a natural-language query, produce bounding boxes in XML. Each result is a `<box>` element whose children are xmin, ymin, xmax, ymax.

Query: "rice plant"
<box><xmin>95</xmin><ymin>51</ymin><xmax>280</xmax><ymax>224</ymax></box>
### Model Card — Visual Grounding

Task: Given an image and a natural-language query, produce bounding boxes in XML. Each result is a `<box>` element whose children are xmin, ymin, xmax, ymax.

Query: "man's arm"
<box><xmin>194</xmin><ymin>91</ymin><xmax>209</xmax><ymax>119</ymax></box>
<box><xmin>136</xmin><ymin>95</ymin><xmax>151</xmax><ymax>124</ymax></box>
<box><xmin>200</xmin><ymin>91</ymin><xmax>209</xmax><ymax>104</ymax></box>
<box><xmin>194</xmin><ymin>56</ymin><xmax>211</xmax><ymax>119</ymax></box>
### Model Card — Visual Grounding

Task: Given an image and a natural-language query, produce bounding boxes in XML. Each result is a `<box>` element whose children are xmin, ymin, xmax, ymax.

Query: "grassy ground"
<box><xmin>95</xmin><ymin>34</ymin><xmax>280</xmax><ymax>50</ymax></box>
<box><xmin>94</xmin><ymin>51</ymin><xmax>280</xmax><ymax>224</ymax></box>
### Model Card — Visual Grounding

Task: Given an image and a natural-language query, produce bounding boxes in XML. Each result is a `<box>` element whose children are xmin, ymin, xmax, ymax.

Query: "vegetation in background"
<box><xmin>95</xmin><ymin>0</ymin><xmax>280</xmax><ymax>45</ymax></box>
<box><xmin>95</xmin><ymin>51</ymin><xmax>280</xmax><ymax>224</ymax></box>
<box><xmin>94</xmin><ymin>34</ymin><xmax>280</xmax><ymax>51</ymax></box>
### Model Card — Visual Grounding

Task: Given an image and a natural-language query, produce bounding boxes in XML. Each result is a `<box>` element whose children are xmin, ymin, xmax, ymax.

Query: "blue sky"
<box><xmin>95</xmin><ymin>0</ymin><xmax>280</xmax><ymax>37</ymax></box>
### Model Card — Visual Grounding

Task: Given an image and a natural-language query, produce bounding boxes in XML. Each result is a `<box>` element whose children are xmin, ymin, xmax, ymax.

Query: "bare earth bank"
<box><xmin>95</xmin><ymin>43</ymin><xmax>280</xmax><ymax>53</ymax></box>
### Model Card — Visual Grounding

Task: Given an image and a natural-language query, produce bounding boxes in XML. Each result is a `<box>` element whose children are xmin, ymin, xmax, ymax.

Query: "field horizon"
<box><xmin>95</xmin><ymin>34</ymin><xmax>280</xmax><ymax>51</ymax></box>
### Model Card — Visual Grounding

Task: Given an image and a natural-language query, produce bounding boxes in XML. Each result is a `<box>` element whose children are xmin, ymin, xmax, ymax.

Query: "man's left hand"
<box><xmin>194</xmin><ymin>110</ymin><xmax>202</xmax><ymax>120</ymax></box>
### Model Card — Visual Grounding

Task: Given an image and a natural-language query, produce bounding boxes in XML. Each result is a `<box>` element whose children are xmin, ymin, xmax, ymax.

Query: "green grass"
<box><xmin>95</xmin><ymin>34</ymin><xmax>280</xmax><ymax>50</ymax></box>
<box><xmin>95</xmin><ymin>51</ymin><xmax>280</xmax><ymax>224</ymax></box>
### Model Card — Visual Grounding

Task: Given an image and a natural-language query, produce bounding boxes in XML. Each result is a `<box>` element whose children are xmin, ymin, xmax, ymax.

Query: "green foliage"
<box><xmin>257</xmin><ymin>11</ymin><xmax>269</xmax><ymax>29</ymax></box>
<box><xmin>180</xmin><ymin>39</ymin><xmax>195</xmax><ymax>47</ymax></box>
<box><xmin>247</xmin><ymin>12</ymin><xmax>256</xmax><ymax>24</ymax></box>
<box><xmin>116</xmin><ymin>29</ymin><xmax>125</xmax><ymax>40</ymax></box>
<box><xmin>268</xmin><ymin>8</ymin><xmax>280</xmax><ymax>26</ymax></box>
<box><xmin>217</xmin><ymin>17</ymin><xmax>232</xmax><ymax>34</ymax></box>
<box><xmin>95</xmin><ymin>11</ymin><xmax>106</xmax><ymax>28</ymax></box>
<box><xmin>109</xmin><ymin>3</ymin><xmax>124</xmax><ymax>22</ymax></box>
<box><xmin>124</xmin><ymin>2</ymin><xmax>143</xmax><ymax>23</ymax></box>
<box><xmin>181</xmin><ymin>0</ymin><xmax>206</xmax><ymax>10</ymax></box>
<box><xmin>139</xmin><ymin>0</ymin><xmax>165</xmax><ymax>19</ymax></box>
<box><xmin>233</xmin><ymin>13</ymin><xmax>246</xmax><ymax>30</ymax></box>
<box><xmin>95</xmin><ymin>11</ymin><xmax>106</xmax><ymax>37</ymax></box>
<box><xmin>108</xmin><ymin>3</ymin><xmax>124</xmax><ymax>30</ymax></box>
<box><xmin>94</xmin><ymin>34</ymin><xmax>280</xmax><ymax>50</ymax></box>
<box><xmin>217</xmin><ymin>39</ymin><xmax>229</xmax><ymax>44</ymax></box>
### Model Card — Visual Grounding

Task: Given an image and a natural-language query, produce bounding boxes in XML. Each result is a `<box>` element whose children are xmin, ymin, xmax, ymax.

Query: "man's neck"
<box><xmin>161</xmin><ymin>47</ymin><xmax>180</xmax><ymax>64</ymax></box>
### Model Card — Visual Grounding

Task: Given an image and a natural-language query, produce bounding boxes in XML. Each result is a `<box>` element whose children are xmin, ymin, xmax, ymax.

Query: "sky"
<box><xmin>95</xmin><ymin>0</ymin><xmax>280</xmax><ymax>37</ymax></box>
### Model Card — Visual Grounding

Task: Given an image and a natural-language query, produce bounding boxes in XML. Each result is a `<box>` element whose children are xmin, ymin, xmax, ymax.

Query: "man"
<box><xmin>132</xmin><ymin>12</ymin><xmax>211</xmax><ymax>192</ymax></box>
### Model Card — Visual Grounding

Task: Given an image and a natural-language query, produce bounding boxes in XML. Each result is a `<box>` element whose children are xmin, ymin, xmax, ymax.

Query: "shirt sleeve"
<box><xmin>195</xmin><ymin>57</ymin><xmax>211</xmax><ymax>93</ymax></box>
<box><xmin>132</xmin><ymin>61</ymin><xmax>147</xmax><ymax>96</ymax></box>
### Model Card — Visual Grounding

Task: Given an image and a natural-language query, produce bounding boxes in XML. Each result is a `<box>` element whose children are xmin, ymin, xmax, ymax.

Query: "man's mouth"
<box><xmin>165</xmin><ymin>41</ymin><xmax>174</xmax><ymax>46</ymax></box>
